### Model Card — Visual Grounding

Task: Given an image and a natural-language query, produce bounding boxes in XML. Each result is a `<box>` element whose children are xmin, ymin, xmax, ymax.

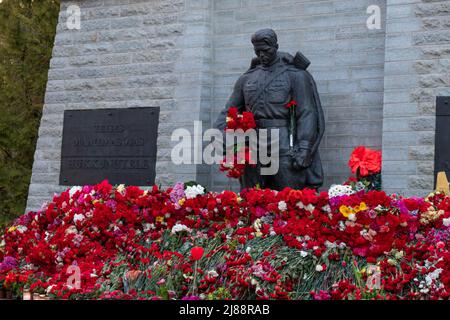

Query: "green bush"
<box><xmin>0</xmin><ymin>0</ymin><xmax>60</xmax><ymax>229</ymax></box>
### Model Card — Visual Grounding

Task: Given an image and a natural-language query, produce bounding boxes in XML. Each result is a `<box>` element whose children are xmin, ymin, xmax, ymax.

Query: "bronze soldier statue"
<box><xmin>214</xmin><ymin>28</ymin><xmax>325</xmax><ymax>190</ymax></box>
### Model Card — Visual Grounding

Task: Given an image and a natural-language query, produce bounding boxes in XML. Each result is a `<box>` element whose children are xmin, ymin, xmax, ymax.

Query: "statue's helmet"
<box><xmin>251</xmin><ymin>28</ymin><xmax>279</xmax><ymax>49</ymax></box>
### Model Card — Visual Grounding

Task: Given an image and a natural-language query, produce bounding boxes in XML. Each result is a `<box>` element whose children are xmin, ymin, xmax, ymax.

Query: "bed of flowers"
<box><xmin>1</xmin><ymin>148</ymin><xmax>450</xmax><ymax>300</ymax></box>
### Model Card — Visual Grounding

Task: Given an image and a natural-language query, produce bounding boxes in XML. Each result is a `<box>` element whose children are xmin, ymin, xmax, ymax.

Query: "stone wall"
<box><xmin>27</xmin><ymin>0</ymin><xmax>447</xmax><ymax>212</ymax></box>
<box><xmin>382</xmin><ymin>0</ymin><xmax>450</xmax><ymax>196</ymax></box>
<box><xmin>26</xmin><ymin>0</ymin><xmax>213</xmax><ymax>212</ymax></box>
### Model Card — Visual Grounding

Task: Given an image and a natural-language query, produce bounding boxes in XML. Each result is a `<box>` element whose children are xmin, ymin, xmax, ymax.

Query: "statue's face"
<box><xmin>253</xmin><ymin>43</ymin><xmax>277</xmax><ymax>67</ymax></box>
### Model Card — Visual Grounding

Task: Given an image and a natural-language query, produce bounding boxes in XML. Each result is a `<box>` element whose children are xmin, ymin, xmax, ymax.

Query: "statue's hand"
<box><xmin>291</xmin><ymin>148</ymin><xmax>313</xmax><ymax>169</ymax></box>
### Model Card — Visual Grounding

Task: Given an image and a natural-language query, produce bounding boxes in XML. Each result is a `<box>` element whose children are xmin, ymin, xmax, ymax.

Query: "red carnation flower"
<box><xmin>241</xmin><ymin>111</ymin><xmax>256</xmax><ymax>131</ymax></box>
<box><xmin>348</xmin><ymin>146</ymin><xmax>382</xmax><ymax>177</ymax></box>
<box><xmin>285</xmin><ymin>100</ymin><xmax>297</xmax><ymax>109</ymax></box>
<box><xmin>221</xmin><ymin>107</ymin><xmax>257</xmax><ymax>179</ymax></box>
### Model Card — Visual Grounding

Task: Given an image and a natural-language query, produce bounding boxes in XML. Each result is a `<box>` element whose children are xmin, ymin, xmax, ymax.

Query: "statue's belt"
<box><xmin>255</xmin><ymin>119</ymin><xmax>293</xmax><ymax>157</ymax></box>
<box><xmin>256</xmin><ymin>119</ymin><xmax>289</xmax><ymax>128</ymax></box>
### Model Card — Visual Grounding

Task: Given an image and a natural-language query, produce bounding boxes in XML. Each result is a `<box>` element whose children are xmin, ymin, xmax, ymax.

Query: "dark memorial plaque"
<box><xmin>60</xmin><ymin>107</ymin><xmax>159</xmax><ymax>186</ymax></box>
<box><xmin>435</xmin><ymin>96</ymin><xmax>450</xmax><ymax>184</ymax></box>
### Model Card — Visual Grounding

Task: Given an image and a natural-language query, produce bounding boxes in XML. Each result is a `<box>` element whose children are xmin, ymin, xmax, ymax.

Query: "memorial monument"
<box><xmin>214</xmin><ymin>29</ymin><xmax>325</xmax><ymax>190</ymax></box>
<box><xmin>25</xmin><ymin>0</ymin><xmax>450</xmax><ymax>212</ymax></box>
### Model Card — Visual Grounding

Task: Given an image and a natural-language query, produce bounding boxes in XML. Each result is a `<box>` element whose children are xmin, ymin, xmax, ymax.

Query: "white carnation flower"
<box><xmin>325</xmin><ymin>241</ymin><xmax>337</xmax><ymax>249</ymax></box>
<box><xmin>69</xmin><ymin>186</ymin><xmax>82</xmax><ymax>198</ymax></box>
<box><xmin>253</xmin><ymin>219</ymin><xmax>262</xmax><ymax>230</ymax></box>
<box><xmin>300</xmin><ymin>251</ymin><xmax>308</xmax><ymax>258</ymax></box>
<box><xmin>116</xmin><ymin>184</ymin><xmax>126</xmax><ymax>194</ymax></box>
<box><xmin>443</xmin><ymin>217</ymin><xmax>450</xmax><ymax>227</ymax></box>
<box><xmin>338</xmin><ymin>242</ymin><xmax>347</xmax><ymax>249</ymax></box>
<box><xmin>425</xmin><ymin>268</ymin><xmax>442</xmax><ymax>286</ymax></box>
<box><xmin>73</xmin><ymin>213</ymin><xmax>85</xmax><ymax>223</ymax></box>
<box><xmin>171</xmin><ymin>223</ymin><xmax>192</xmax><ymax>234</ymax></box>
<box><xmin>278</xmin><ymin>201</ymin><xmax>287</xmax><ymax>211</ymax></box>
<box><xmin>16</xmin><ymin>225</ymin><xmax>27</xmax><ymax>233</ymax></box>
<box><xmin>46</xmin><ymin>285</ymin><xmax>56</xmax><ymax>294</ymax></box>
<box><xmin>207</xmin><ymin>270</ymin><xmax>219</xmax><ymax>278</ymax></box>
<box><xmin>315</xmin><ymin>265</ymin><xmax>324</xmax><ymax>272</ymax></box>
<box><xmin>328</xmin><ymin>184</ymin><xmax>355</xmax><ymax>198</ymax></box>
<box><xmin>185</xmin><ymin>185</ymin><xmax>205</xmax><ymax>199</ymax></box>
<box><xmin>65</xmin><ymin>226</ymin><xmax>78</xmax><ymax>235</ymax></box>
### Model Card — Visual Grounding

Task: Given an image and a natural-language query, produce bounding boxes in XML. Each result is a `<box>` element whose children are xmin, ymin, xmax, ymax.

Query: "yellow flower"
<box><xmin>339</xmin><ymin>205</ymin><xmax>353</xmax><ymax>218</ymax></box>
<box><xmin>8</xmin><ymin>226</ymin><xmax>17</xmax><ymax>233</ymax></box>
<box><xmin>359</xmin><ymin>202</ymin><xmax>367</xmax><ymax>211</ymax></box>
<box><xmin>156</xmin><ymin>216</ymin><xmax>164</xmax><ymax>223</ymax></box>
<box><xmin>353</xmin><ymin>202</ymin><xmax>367</xmax><ymax>213</ymax></box>
<box><xmin>178</xmin><ymin>198</ymin><xmax>185</xmax><ymax>206</ymax></box>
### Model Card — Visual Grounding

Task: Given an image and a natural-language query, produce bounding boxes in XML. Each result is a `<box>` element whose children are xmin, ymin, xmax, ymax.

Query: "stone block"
<box><xmin>408</xmin><ymin>175</ymin><xmax>434</xmax><ymax>190</ymax></box>
<box><xmin>415</xmin><ymin>2</ymin><xmax>450</xmax><ymax>18</ymax></box>
<box><xmin>409</xmin><ymin>117</ymin><xmax>435</xmax><ymax>131</ymax></box>
<box><xmin>409</xmin><ymin>146</ymin><xmax>434</xmax><ymax>161</ymax></box>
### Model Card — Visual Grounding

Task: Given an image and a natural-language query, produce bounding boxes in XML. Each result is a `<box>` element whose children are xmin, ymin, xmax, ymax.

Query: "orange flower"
<box><xmin>126</xmin><ymin>270</ymin><xmax>142</xmax><ymax>282</ymax></box>
<box><xmin>348</xmin><ymin>146</ymin><xmax>382</xmax><ymax>177</ymax></box>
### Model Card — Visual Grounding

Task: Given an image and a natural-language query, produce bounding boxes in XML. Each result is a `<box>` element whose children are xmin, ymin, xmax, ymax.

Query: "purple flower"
<box><xmin>0</xmin><ymin>256</ymin><xmax>18</xmax><ymax>272</ymax></box>
<box><xmin>106</xmin><ymin>199</ymin><xmax>117</xmax><ymax>210</ymax></box>
<box><xmin>170</xmin><ymin>182</ymin><xmax>185</xmax><ymax>204</ymax></box>
<box><xmin>392</xmin><ymin>200</ymin><xmax>409</xmax><ymax>216</ymax></box>
<box><xmin>216</xmin><ymin>263</ymin><xmax>228</xmax><ymax>274</ymax></box>
<box><xmin>428</xmin><ymin>230</ymin><xmax>448</xmax><ymax>243</ymax></box>
<box><xmin>329</xmin><ymin>195</ymin><xmax>348</xmax><ymax>208</ymax></box>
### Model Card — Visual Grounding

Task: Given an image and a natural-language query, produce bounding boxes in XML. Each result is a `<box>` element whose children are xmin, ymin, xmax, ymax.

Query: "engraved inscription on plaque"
<box><xmin>60</xmin><ymin>107</ymin><xmax>159</xmax><ymax>186</ymax></box>
<box><xmin>435</xmin><ymin>96</ymin><xmax>450</xmax><ymax>184</ymax></box>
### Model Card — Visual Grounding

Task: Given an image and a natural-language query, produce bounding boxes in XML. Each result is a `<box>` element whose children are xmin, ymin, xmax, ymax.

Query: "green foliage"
<box><xmin>102</xmin><ymin>230</ymin><xmax>376</xmax><ymax>300</ymax></box>
<box><xmin>0</xmin><ymin>0</ymin><xmax>60</xmax><ymax>228</ymax></box>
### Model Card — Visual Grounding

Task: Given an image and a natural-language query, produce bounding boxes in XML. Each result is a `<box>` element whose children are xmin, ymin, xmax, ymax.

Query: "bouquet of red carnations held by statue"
<box><xmin>222</xmin><ymin>107</ymin><xmax>256</xmax><ymax>131</ymax></box>
<box><xmin>219</xmin><ymin>107</ymin><xmax>256</xmax><ymax>179</ymax></box>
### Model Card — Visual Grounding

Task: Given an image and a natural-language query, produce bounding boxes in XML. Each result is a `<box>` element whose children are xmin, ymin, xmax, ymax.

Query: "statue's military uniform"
<box><xmin>214</xmin><ymin>53</ymin><xmax>324</xmax><ymax>190</ymax></box>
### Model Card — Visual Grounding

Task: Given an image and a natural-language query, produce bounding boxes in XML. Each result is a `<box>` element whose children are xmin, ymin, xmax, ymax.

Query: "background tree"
<box><xmin>0</xmin><ymin>0</ymin><xmax>60</xmax><ymax>228</ymax></box>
